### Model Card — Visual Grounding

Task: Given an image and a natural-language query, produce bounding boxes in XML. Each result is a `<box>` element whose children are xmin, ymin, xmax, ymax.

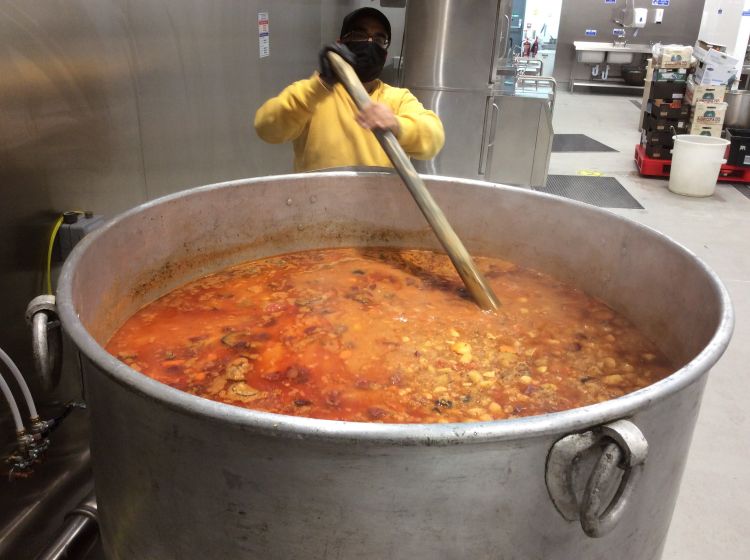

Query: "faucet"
<box><xmin>613</xmin><ymin>36</ymin><xmax>628</xmax><ymax>47</ymax></box>
<box><xmin>612</xmin><ymin>20</ymin><xmax>627</xmax><ymax>47</ymax></box>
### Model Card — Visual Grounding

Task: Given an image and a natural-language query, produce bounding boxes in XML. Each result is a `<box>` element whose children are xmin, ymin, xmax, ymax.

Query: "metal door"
<box><xmin>411</xmin><ymin>88</ymin><xmax>491</xmax><ymax>179</ymax></box>
<box><xmin>402</xmin><ymin>0</ymin><xmax>504</xmax><ymax>89</ymax></box>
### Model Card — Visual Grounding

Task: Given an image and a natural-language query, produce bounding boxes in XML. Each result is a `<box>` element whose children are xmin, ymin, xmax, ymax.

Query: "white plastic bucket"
<box><xmin>668</xmin><ymin>135</ymin><xmax>730</xmax><ymax>197</ymax></box>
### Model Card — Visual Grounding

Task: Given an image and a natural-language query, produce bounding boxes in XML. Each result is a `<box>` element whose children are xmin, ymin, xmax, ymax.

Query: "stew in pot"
<box><xmin>106</xmin><ymin>247</ymin><xmax>673</xmax><ymax>423</ymax></box>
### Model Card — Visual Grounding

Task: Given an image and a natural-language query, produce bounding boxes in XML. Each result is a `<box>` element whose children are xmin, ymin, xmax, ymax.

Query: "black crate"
<box><xmin>643</xmin><ymin>144</ymin><xmax>672</xmax><ymax>160</ymax></box>
<box><xmin>646</xmin><ymin>100</ymin><xmax>690</xmax><ymax>119</ymax></box>
<box><xmin>641</xmin><ymin>130</ymin><xmax>675</xmax><ymax>147</ymax></box>
<box><xmin>649</xmin><ymin>80</ymin><xmax>687</xmax><ymax>101</ymax></box>
<box><xmin>642</xmin><ymin>113</ymin><xmax>689</xmax><ymax>134</ymax></box>
<box><xmin>725</xmin><ymin>128</ymin><xmax>750</xmax><ymax>167</ymax></box>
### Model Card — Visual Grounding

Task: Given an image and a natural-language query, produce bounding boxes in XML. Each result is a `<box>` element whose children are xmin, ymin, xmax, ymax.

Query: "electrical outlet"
<box><xmin>58</xmin><ymin>211</ymin><xmax>106</xmax><ymax>261</ymax></box>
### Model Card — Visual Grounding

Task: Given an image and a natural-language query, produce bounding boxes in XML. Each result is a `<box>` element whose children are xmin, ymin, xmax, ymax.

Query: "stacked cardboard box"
<box><xmin>692</xmin><ymin>44</ymin><xmax>739</xmax><ymax>86</ymax></box>
<box><xmin>685</xmin><ymin>47</ymin><xmax>735</xmax><ymax>137</ymax></box>
<box><xmin>640</xmin><ymin>47</ymin><xmax>691</xmax><ymax>159</ymax></box>
<box><xmin>652</xmin><ymin>44</ymin><xmax>693</xmax><ymax>69</ymax></box>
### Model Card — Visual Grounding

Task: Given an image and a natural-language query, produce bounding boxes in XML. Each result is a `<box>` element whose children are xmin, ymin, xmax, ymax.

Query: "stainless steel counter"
<box><xmin>573</xmin><ymin>41</ymin><xmax>653</xmax><ymax>53</ymax></box>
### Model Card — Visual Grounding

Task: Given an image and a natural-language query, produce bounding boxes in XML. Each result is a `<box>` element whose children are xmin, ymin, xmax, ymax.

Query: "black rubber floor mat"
<box><xmin>552</xmin><ymin>134</ymin><xmax>617</xmax><ymax>153</ymax></box>
<box><xmin>630</xmin><ymin>100</ymin><xmax>642</xmax><ymax>109</ymax></box>
<box><xmin>535</xmin><ymin>175</ymin><xmax>644</xmax><ymax>209</ymax></box>
<box><xmin>734</xmin><ymin>185</ymin><xmax>750</xmax><ymax>199</ymax></box>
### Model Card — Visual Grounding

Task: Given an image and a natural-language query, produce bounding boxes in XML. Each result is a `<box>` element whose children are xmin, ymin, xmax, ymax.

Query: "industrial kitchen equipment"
<box><xmin>56</xmin><ymin>172</ymin><xmax>731</xmax><ymax>559</ymax></box>
<box><xmin>400</xmin><ymin>0</ymin><xmax>555</xmax><ymax>187</ymax></box>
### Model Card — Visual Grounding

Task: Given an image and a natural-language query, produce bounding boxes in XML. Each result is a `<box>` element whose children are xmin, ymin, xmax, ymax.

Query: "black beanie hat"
<box><xmin>340</xmin><ymin>7</ymin><xmax>392</xmax><ymax>44</ymax></box>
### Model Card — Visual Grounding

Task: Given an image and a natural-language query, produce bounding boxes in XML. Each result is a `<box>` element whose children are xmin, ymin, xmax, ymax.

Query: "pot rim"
<box><xmin>56</xmin><ymin>172</ymin><xmax>734</xmax><ymax>445</ymax></box>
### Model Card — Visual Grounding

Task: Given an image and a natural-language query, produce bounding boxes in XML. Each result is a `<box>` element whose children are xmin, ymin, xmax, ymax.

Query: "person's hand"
<box><xmin>318</xmin><ymin>42</ymin><xmax>355</xmax><ymax>87</ymax></box>
<box><xmin>356</xmin><ymin>102</ymin><xmax>401</xmax><ymax>136</ymax></box>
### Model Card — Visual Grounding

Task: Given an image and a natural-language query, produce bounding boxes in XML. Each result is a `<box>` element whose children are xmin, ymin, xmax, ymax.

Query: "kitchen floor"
<box><xmin>551</xmin><ymin>90</ymin><xmax>749</xmax><ymax>560</ymax></box>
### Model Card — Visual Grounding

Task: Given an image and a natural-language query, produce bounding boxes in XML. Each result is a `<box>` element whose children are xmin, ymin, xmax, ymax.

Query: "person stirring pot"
<box><xmin>254</xmin><ymin>7</ymin><xmax>444</xmax><ymax>172</ymax></box>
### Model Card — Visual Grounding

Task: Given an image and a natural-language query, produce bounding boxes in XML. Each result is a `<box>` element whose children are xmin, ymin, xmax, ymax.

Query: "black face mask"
<box><xmin>344</xmin><ymin>41</ymin><xmax>387</xmax><ymax>83</ymax></box>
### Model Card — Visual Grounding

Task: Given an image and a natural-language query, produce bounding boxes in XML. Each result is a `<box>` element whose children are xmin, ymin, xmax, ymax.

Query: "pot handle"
<box><xmin>545</xmin><ymin>419</ymin><xmax>648</xmax><ymax>538</ymax></box>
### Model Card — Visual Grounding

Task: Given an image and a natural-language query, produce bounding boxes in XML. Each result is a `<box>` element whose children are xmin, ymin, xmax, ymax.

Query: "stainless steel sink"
<box><xmin>573</xmin><ymin>41</ymin><xmax>652</xmax><ymax>64</ymax></box>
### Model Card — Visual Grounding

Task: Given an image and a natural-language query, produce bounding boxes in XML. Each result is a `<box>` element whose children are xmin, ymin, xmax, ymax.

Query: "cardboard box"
<box><xmin>697</xmin><ymin>40</ymin><xmax>727</xmax><ymax>53</ymax></box>
<box><xmin>647</xmin><ymin>99</ymin><xmax>690</xmax><ymax>119</ymax></box>
<box><xmin>653</xmin><ymin>68</ymin><xmax>688</xmax><ymax>82</ymax></box>
<box><xmin>696</xmin><ymin>47</ymin><xmax>740</xmax><ymax>68</ymax></box>
<box><xmin>725</xmin><ymin>128</ymin><xmax>750</xmax><ymax>166</ymax></box>
<box><xmin>689</xmin><ymin>101</ymin><xmax>728</xmax><ymax>126</ymax></box>
<box><xmin>643</xmin><ymin>113</ymin><xmax>689</xmax><ymax>133</ymax></box>
<box><xmin>685</xmin><ymin>76</ymin><xmax>726</xmax><ymax>104</ymax></box>
<box><xmin>687</xmin><ymin>123</ymin><xmax>723</xmax><ymax>137</ymax></box>
<box><xmin>652</xmin><ymin>44</ymin><xmax>693</xmax><ymax>68</ymax></box>
<box><xmin>693</xmin><ymin>48</ymin><xmax>740</xmax><ymax>85</ymax></box>
<box><xmin>694</xmin><ymin>61</ymin><xmax>737</xmax><ymax>85</ymax></box>
<box><xmin>649</xmin><ymin>80</ymin><xmax>686</xmax><ymax>100</ymax></box>
<box><xmin>693</xmin><ymin>44</ymin><xmax>730</xmax><ymax>64</ymax></box>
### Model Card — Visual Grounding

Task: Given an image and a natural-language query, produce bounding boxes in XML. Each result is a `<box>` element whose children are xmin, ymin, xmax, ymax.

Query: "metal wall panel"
<box><xmin>0</xmin><ymin>2</ymin><xmax>147</xmax><ymax>553</ymax></box>
<box><xmin>125</xmin><ymin>0</ymin><xmax>337</xmax><ymax>197</ymax></box>
<box><xmin>554</xmin><ymin>0</ymin><xmax>705</xmax><ymax>87</ymax></box>
<box><xmin>0</xmin><ymin>0</ymin><xmax>148</xmax><ymax>400</ymax></box>
<box><xmin>0</xmin><ymin>1</ymin><xmax>359</xmax><ymax>555</ymax></box>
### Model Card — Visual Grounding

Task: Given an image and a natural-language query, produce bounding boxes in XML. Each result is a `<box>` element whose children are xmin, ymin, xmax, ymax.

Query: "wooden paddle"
<box><xmin>326</xmin><ymin>51</ymin><xmax>500</xmax><ymax>311</ymax></box>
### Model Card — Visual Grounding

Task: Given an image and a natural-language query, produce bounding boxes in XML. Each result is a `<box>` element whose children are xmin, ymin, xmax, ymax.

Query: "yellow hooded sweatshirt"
<box><xmin>254</xmin><ymin>75</ymin><xmax>445</xmax><ymax>172</ymax></box>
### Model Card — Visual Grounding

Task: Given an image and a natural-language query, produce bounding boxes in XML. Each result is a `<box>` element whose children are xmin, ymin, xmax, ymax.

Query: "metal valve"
<box><xmin>6</xmin><ymin>401</ymin><xmax>86</xmax><ymax>479</ymax></box>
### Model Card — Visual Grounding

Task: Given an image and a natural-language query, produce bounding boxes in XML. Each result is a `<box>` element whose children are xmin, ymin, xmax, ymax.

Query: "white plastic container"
<box><xmin>669</xmin><ymin>135</ymin><xmax>730</xmax><ymax>197</ymax></box>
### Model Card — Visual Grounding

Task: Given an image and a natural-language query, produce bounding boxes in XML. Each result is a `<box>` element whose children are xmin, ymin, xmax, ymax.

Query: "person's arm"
<box><xmin>393</xmin><ymin>92</ymin><xmax>445</xmax><ymax>160</ymax></box>
<box><xmin>355</xmin><ymin>93</ymin><xmax>445</xmax><ymax>160</ymax></box>
<box><xmin>254</xmin><ymin>75</ymin><xmax>331</xmax><ymax>144</ymax></box>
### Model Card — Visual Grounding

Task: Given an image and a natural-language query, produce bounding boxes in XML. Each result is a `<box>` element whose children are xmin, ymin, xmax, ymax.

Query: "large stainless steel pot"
<box><xmin>57</xmin><ymin>172</ymin><xmax>733</xmax><ymax>559</ymax></box>
<box><xmin>724</xmin><ymin>89</ymin><xmax>750</xmax><ymax>129</ymax></box>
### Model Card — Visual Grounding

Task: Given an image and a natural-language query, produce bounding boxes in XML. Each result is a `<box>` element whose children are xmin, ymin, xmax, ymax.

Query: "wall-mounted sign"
<box><xmin>652</xmin><ymin>0</ymin><xmax>670</xmax><ymax>6</ymax></box>
<box><xmin>743</xmin><ymin>9</ymin><xmax>750</xmax><ymax>16</ymax></box>
<box><xmin>613</xmin><ymin>28</ymin><xmax>626</xmax><ymax>37</ymax></box>
<box><xmin>585</xmin><ymin>29</ymin><xmax>598</xmax><ymax>37</ymax></box>
<box><xmin>605</xmin><ymin>0</ymin><xmax>616</xmax><ymax>4</ymax></box>
<box><xmin>258</xmin><ymin>12</ymin><xmax>270</xmax><ymax>58</ymax></box>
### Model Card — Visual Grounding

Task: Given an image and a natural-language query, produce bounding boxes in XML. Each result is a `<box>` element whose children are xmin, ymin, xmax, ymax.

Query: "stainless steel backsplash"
<box><xmin>0</xmin><ymin>1</ymin><xmax>407</xmax><ymax>555</ymax></box>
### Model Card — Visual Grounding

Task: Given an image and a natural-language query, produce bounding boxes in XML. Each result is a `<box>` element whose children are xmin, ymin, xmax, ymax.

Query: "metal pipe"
<box><xmin>33</xmin><ymin>313</ymin><xmax>53</xmax><ymax>391</ymax></box>
<box><xmin>326</xmin><ymin>51</ymin><xmax>500</xmax><ymax>311</ymax></box>
<box><xmin>0</xmin><ymin>346</ymin><xmax>39</xmax><ymax>420</ymax></box>
<box><xmin>35</xmin><ymin>492</ymin><xmax>98</xmax><ymax>560</ymax></box>
<box><xmin>0</xmin><ymin>367</ymin><xmax>24</xmax><ymax>433</ymax></box>
<box><xmin>26</xmin><ymin>295</ymin><xmax>64</xmax><ymax>393</ymax></box>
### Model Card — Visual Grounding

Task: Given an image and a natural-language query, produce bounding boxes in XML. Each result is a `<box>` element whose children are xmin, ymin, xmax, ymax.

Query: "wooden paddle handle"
<box><xmin>326</xmin><ymin>51</ymin><xmax>500</xmax><ymax>311</ymax></box>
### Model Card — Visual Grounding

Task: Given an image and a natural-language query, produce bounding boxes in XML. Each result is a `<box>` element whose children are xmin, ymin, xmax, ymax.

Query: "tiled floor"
<box><xmin>552</xmin><ymin>90</ymin><xmax>749</xmax><ymax>560</ymax></box>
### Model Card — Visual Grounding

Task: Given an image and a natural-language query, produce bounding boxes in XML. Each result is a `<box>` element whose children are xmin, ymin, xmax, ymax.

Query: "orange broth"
<box><xmin>106</xmin><ymin>247</ymin><xmax>673</xmax><ymax>423</ymax></box>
